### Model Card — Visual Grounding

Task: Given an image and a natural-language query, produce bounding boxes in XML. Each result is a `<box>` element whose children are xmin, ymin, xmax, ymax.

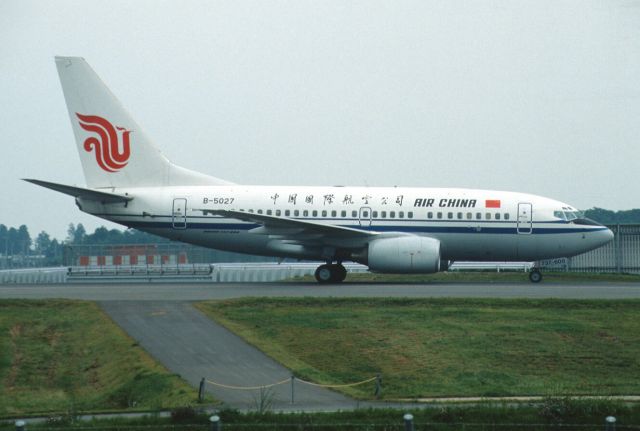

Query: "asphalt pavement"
<box><xmin>2</xmin><ymin>281</ymin><xmax>640</xmax><ymax>300</ymax></box>
<box><xmin>99</xmin><ymin>300</ymin><xmax>358</xmax><ymax>411</ymax></box>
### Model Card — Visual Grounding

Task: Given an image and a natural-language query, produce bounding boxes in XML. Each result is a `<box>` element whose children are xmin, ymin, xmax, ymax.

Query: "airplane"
<box><xmin>26</xmin><ymin>57</ymin><xmax>614</xmax><ymax>283</ymax></box>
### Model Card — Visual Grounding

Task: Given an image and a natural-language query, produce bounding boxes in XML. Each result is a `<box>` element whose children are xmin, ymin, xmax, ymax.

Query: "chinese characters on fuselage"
<box><xmin>267</xmin><ymin>193</ymin><xmax>408</xmax><ymax>206</ymax></box>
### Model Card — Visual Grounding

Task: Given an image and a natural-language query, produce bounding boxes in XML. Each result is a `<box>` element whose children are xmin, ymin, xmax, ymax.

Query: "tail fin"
<box><xmin>55</xmin><ymin>56</ymin><xmax>232</xmax><ymax>188</ymax></box>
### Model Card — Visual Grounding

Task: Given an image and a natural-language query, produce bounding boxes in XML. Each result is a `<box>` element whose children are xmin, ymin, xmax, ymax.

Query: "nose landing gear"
<box><xmin>529</xmin><ymin>269</ymin><xmax>543</xmax><ymax>283</ymax></box>
<box><xmin>314</xmin><ymin>263</ymin><xmax>347</xmax><ymax>283</ymax></box>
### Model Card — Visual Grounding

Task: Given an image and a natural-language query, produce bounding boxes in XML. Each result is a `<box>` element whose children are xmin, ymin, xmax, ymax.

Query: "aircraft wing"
<box><xmin>195</xmin><ymin>208</ymin><xmax>379</xmax><ymax>247</ymax></box>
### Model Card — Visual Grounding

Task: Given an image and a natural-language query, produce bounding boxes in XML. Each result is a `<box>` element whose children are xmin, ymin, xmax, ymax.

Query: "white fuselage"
<box><xmin>78</xmin><ymin>185</ymin><xmax>614</xmax><ymax>263</ymax></box>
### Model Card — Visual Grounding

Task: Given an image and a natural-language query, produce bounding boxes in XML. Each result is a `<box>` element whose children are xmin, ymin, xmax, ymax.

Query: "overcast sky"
<box><xmin>2</xmin><ymin>0</ymin><xmax>640</xmax><ymax>240</ymax></box>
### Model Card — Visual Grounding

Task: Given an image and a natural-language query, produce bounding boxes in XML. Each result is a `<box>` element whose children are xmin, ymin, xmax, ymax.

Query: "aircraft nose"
<box><xmin>600</xmin><ymin>228</ymin><xmax>614</xmax><ymax>246</ymax></box>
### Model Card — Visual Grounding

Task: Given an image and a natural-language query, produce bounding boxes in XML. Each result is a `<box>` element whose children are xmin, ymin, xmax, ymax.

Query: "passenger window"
<box><xmin>448</xmin><ymin>212</ymin><xmax>453</xmax><ymax>219</ymax></box>
<box><xmin>457</xmin><ymin>212</ymin><xmax>463</xmax><ymax>219</ymax></box>
<box><xmin>408</xmin><ymin>212</ymin><xmax>413</xmax><ymax>218</ymax></box>
<box><xmin>437</xmin><ymin>212</ymin><xmax>443</xmax><ymax>219</ymax></box>
<box><xmin>285</xmin><ymin>210</ymin><xmax>290</xmax><ymax>216</ymax></box>
<box><xmin>248</xmin><ymin>209</ymin><xmax>254</xmax><ymax>213</ymax></box>
<box><xmin>294</xmin><ymin>210</ymin><xmax>299</xmax><ymax>216</ymax></box>
<box><xmin>504</xmin><ymin>213</ymin><xmax>510</xmax><ymax>220</ymax></box>
<box><xmin>331</xmin><ymin>210</ymin><xmax>337</xmax><ymax>217</ymax></box>
<box><xmin>399</xmin><ymin>211</ymin><xmax>404</xmax><ymax>218</ymax></box>
<box><xmin>303</xmin><ymin>210</ymin><xmax>308</xmax><ymax>217</ymax></box>
<box><xmin>275</xmin><ymin>210</ymin><xmax>281</xmax><ymax>216</ymax></box>
<box><xmin>381</xmin><ymin>211</ymin><xmax>387</xmax><ymax>218</ymax></box>
<box><xmin>341</xmin><ymin>210</ymin><xmax>346</xmax><ymax>217</ymax></box>
<box><xmin>495</xmin><ymin>213</ymin><xmax>501</xmax><ymax>220</ymax></box>
<box><xmin>322</xmin><ymin>210</ymin><xmax>327</xmax><ymax>217</ymax></box>
<box><xmin>390</xmin><ymin>211</ymin><xmax>396</xmax><ymax>218</ymax></box>
<box><xmin>466</xmin><ymin>212</ymin><xmax>472</xmax><ymax>220</ymax></box>
<box><xmin>427</xmin><ymin>212</ymin><xmax>433</xmax><ymax>219</ymax></box>
<box><xmin>363</xmin><ymin>211</ymin><xmax>369</xmax><ymax>217</ymax></box>
<box><xmin>486</xmin><ymin>213</ymin><xmax>491</xmax><ymax>220</ymax></box>
<box><xmin>352</xmin><ymin>211</ymin><xmax>357</xmax><ymax>217</ymax></box>
<box><xmin>267</xmin><ymin>209</ymin><xmax>272</xmax><ymax>215</ymax></box>
<box><xmin>258</xmin><ymin>209</ymin><xmax>263</xmax><ymax>214</ymax></box>
<box><xmin>372</xmin><ymin>211</ymin><xmax>378</xmax><ymax>218</ymax></box>
<box><xmin>312</xmin><ymin>210</ymin><xmax>318</xmax><ymax>217</ymax></box>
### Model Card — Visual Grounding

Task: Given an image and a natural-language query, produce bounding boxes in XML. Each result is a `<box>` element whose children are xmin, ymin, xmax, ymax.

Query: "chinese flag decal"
<box><xmin>485</xmin><ymin>199</ymin><xmax>501</xmax><ymax>208</ymax></box>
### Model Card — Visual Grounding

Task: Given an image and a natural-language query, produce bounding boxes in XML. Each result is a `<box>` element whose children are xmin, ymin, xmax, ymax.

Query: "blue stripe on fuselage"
<box><xmin>119</xmin><ymin>220</ymin><xmax>607</xmax><ymax>235</ymax></box>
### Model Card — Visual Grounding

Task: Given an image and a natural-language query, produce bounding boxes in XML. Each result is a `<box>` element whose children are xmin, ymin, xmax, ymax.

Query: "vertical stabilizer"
<box><xmin>55</xmin><ymin>56</ymin><xmax>232</xmax><ymax>188</ymax></box>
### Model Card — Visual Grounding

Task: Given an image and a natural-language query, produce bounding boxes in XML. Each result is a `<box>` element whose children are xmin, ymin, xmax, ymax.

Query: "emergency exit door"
<box><xmin>172</xmin><ymin>198</ymin><xmax>187</xmax><ymax>229</ymax></box>
<box><xmin>517</xmin><ymin>202</ymin><xmax>532</xmax><ymax>234</ymax></box>
<box><xmin>359</xmin><ymin>207</ymin><xmax>372</xmax><ymax>227</ymax></box>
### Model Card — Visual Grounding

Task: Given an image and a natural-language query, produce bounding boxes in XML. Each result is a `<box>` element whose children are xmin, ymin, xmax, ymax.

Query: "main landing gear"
<box><xmin>314</xmin><ymin>263</ymin><xmax>347</xmax><ymax>284</ymax></box>
<box><xmin>529</xmin><ymin>269</ymin><xmax>543</xmax><ymax>283</ymax></box>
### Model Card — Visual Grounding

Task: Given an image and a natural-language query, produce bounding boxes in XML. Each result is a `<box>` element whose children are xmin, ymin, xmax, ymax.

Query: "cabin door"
<box><xmin>517</xmin><ymin>202</ymin><xmax>533</xmax><ymax>234</ymax></box>
<box><xmin>358</xmin><ymin>206</ymin><xmax>372</xmax><ymax>227</ymax></box>
<box><xmin>172</xmin><ymin>198</ymin><xmax>187</xmax><ymax>229</ymax></box>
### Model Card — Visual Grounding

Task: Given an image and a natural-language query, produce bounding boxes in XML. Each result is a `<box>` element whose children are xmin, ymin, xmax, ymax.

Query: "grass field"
<box><xmin>197</xmin><ymin>298</ymin><xmax>640</xmax><ymax>399</ymax></box>
<box><xmin>290</xmin><ymin>271</ymin><xmax>640</xmax><ymax>283</ymax></box>
<box><xmin>0</xmin><ymin>300</ymin><xmax>201</xmax><ymax>417</ymax></box>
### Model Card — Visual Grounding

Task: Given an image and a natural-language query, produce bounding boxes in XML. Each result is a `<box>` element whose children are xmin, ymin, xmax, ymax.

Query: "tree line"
<box><xmin>583</xmin><ymin>208</ymin><xmax>640</xmax><ymax>225</ymax></box>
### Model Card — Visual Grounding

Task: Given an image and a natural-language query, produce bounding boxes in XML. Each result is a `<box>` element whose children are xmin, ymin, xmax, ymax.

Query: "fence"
<box><xmin>539</xmin><ymin>224</ymin><xmax>640</xmax><ymax>273</ymax></box>
<box><xmin>63</xmin><ymin>243</ymin><xmax>276</xmax><ymax>267</ymax></box>
<box><xmin>200</xmin><ymin>374</ymin><xmax>382</xmax><ymax>405</ymax></box>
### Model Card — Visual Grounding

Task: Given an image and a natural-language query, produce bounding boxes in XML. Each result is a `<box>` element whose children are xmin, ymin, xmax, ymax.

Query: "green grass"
<box><xmin>0</xmin><ymin>300</ymin><xmax>202</xmax><ymax>417</ymax></box>
<box><xmin>196</xmin><ymin>298</ymin><xmax>640</xmax><ymax>400</ymax></box>
<box><xmin>289</xmin><ymin>271</ymin><xmax>640</xmax><ymax>283</ymax></box>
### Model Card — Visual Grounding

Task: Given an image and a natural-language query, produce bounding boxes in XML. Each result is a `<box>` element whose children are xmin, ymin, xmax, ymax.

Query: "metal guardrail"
<box><xmin>449</xmin><ymin>262</ymin><xmax>532</xmax><ymax>272</ymax></box>
<box><xmin>67</xmin><ymin>264</ymin><xmax>214</xmax><ymax>282</ymax></box>
<box><xmin>0</xmin><ymin>267</ymin><xmax>67</xmax><ymax>284</ymax></box>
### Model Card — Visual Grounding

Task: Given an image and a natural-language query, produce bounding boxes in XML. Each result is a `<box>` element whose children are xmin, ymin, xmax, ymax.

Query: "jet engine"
<box><xmin>367</xmin><ymin>236</ymin><xmax>441</xmax><ymax>273</ymax></box>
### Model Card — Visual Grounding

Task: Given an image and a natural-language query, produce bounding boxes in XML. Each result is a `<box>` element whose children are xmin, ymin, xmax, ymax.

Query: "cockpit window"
<box><xmin>556</xmin><ymin>209</ymin><xmax>585</xmax><ymax>221</ymax></box>
<box><xmin>565</xmin><ymin>210</ymin><xmax>584</xmax><ymax>221</ymax></box>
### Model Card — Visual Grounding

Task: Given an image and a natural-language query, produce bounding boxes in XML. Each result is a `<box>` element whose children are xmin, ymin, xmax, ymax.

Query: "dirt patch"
<box><xmin>4</xmin><ymin>324</ymin><xmax>24</xmax><ymax>389</ymax></box>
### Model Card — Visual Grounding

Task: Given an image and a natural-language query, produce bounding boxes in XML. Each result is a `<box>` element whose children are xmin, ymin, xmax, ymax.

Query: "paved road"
<box><xmin>100</xmin><ymin>301</ymin><xmax>357</xmax><ymax>410</ymax></box>
<box><xmin>1</xmin><ymin>281</ymin><xmax>640</xmax><ymax>300</ymax></box>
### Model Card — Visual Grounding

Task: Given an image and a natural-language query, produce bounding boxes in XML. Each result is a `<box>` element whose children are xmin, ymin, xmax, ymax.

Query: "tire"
<box><xmin>315</xmin><ymin>264</ymin><xmax>334</xmax><ymax>283</ymax></box>
<box><xmin>332</xmin><ymin>264</ymin><xmax>347</xmax><ymax>283</ymax></box>
<box><xmin>529</xmin><ymin>270</ymin><xmax>543</xmax><ymax>283</ymax></box>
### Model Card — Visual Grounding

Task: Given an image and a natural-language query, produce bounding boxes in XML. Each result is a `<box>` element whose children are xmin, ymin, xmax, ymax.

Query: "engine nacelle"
<box><xmin>367</xmin><ymin>236</ymin><xmax>441</xmax><ymax>273</ymax></box>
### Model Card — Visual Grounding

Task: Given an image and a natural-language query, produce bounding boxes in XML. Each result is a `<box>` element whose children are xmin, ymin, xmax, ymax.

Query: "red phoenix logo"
<box><xmin>76</xmin><ymin>113</ymin><xmax>131</xmax><ymax>172</ymax></box>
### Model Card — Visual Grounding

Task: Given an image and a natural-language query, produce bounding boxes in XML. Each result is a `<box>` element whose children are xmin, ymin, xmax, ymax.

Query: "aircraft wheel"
<box><xmin>529</xmin><ymin>269</ymin><xmax>543</xmax><ymax>283</ymax></box>
<box><xmin>315</xmin><ymin>264</ymin><xmax>334</xmax><ymax>283</ymax></box>
<box><xmin>332</xmin><ymin>264</ymin><xmax>347</xmax><ymax>283</ymax></box>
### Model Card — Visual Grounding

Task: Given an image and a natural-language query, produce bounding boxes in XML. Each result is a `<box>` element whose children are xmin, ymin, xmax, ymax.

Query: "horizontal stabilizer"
<box><xmin>23</xmin><ymin>179</ymin><xmax>132</xmax><ymax>203</ymax></box>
